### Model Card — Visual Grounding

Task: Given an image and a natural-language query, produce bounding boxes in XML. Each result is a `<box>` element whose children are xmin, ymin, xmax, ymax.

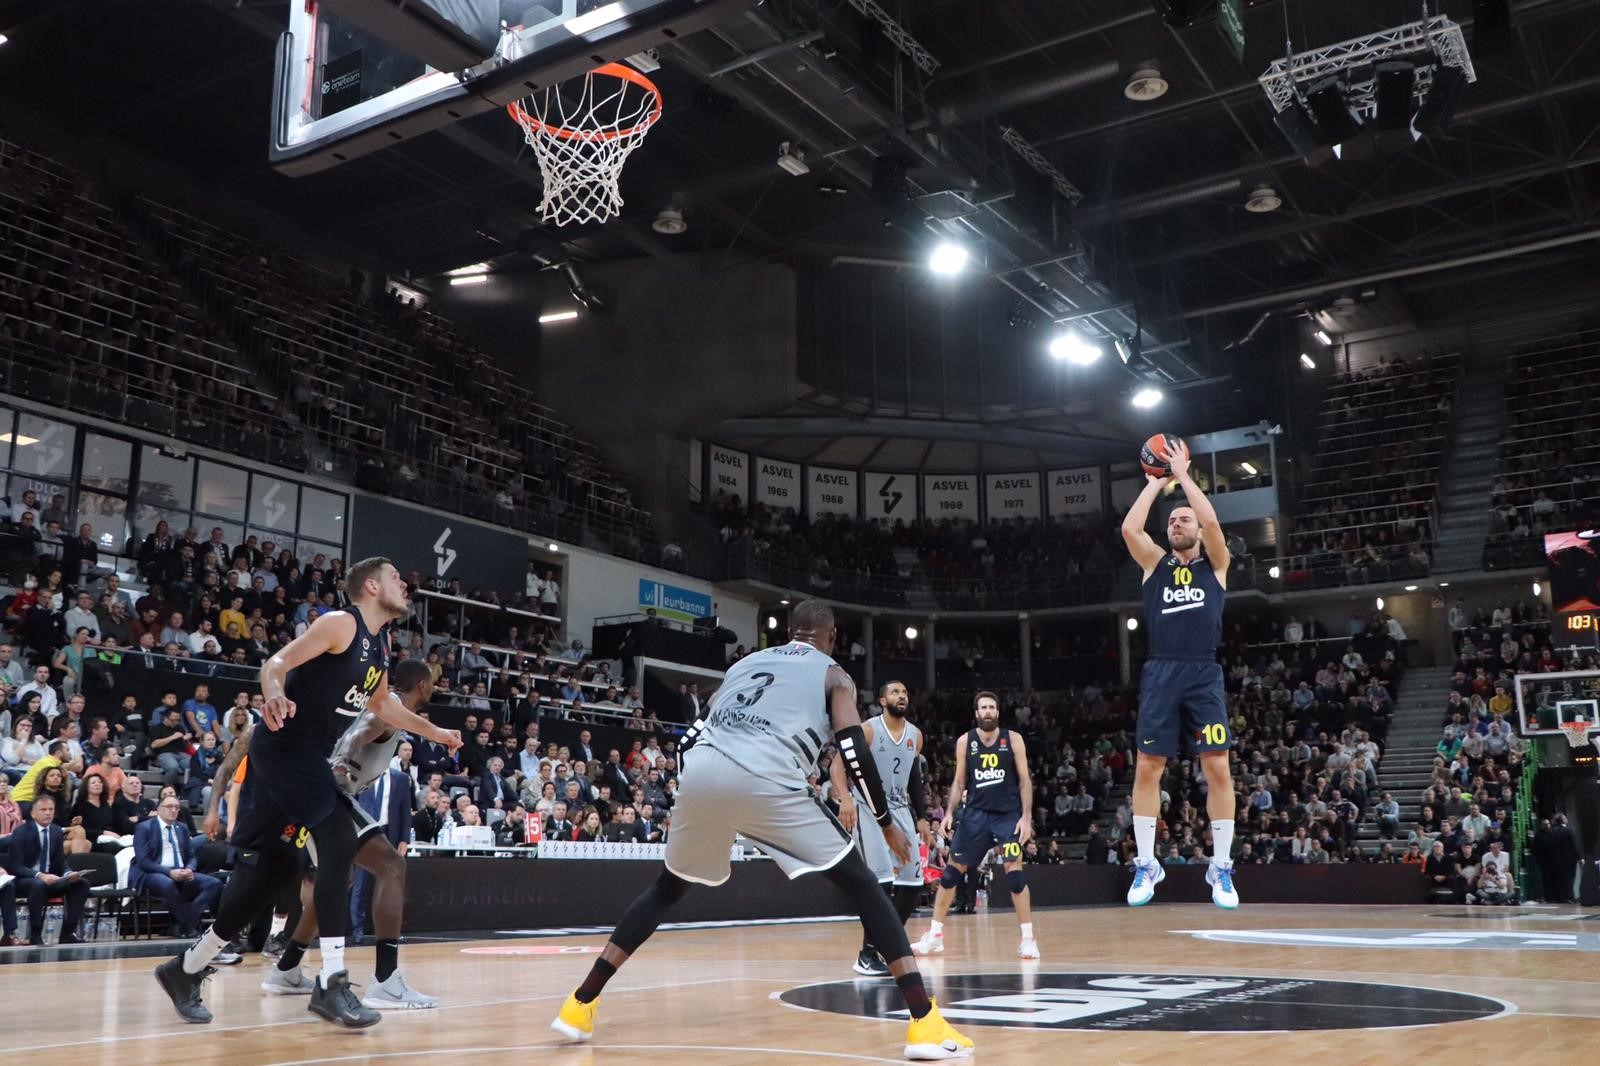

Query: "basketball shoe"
<box><xmin>261</xmin><ymin>964</ymin><xmax>314</xmax><ymax>995</ymax></box>
<box><xmin>1206</xmin><ymin>861</ymin><xmax>1239</xmax><ymax>909</ymax></box>
<box><xmin>308</xmin><ymin>971</ymin><xmax>381</xmax><ymax>1028</ymax></box>
<box><xmin>363</xmin><ymin>972</ymin><xmax>440</xmax><ymax>1010</ymax></box>
<box><xmin>552</xmin><ymin>991</ymin><xmax>598</xmax><ymax>1041</ymax></box>
<box><xmin>910</xmin><ymin>929</ymin><xmax>944</xmax><ymax>955</ymax></box>
<box><xmin>155</xmin><ymin>956</ymin><xmax>214</xmax><ymax>1024</ymax></box>
<box><xmin>904</xmin><ymin>999</ymin><xmax>974</xmax><ymax>1060</ymax></box>
<box><xmin>1126</xmin><ymin>859</ymin><xmax>1165</xmax><ymax>906</ymax></box>
<box><xmin>1018</xmin><ymin>936</ymin><xmax>1041</xmax><ymax>960</ymax></box>
<box><xmin>853</xmin><ymin>948</ymin><xmax>891</xmax><ymax>976</ymax></box>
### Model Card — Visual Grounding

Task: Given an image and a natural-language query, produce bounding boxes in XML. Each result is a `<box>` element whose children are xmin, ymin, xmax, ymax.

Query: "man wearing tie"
<box><xmin>574</xmin><ymin>729</ymin><xmax>596</xmax><ymax>765</ymax></box>
<box><xmin>544</xmin><ymin>801</ymin><xmax>575</xmax><ymax>842</ymax></box>
<box><xmin>132</xmin><ymin>795</ymin><xmax>224</xmax><ymax>937</ymax></box>
<box><xmin>350</xmin><ymin>765</ymin><xmax>413</xmax><ymax>944</ymax></box>
<box><xmin>476</xmin><ymin>756</ymin><xmax>515</xmax><ymax>824</ymax></box>
<box><xmin>9</xmin><ymin>795</ymin><xmax>89</xmax><ymax>945</ymax></box>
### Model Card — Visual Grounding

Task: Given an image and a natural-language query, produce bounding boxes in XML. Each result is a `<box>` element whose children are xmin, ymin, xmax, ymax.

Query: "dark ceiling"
<box><xmin>3</xmin><ymin>0</ymin><xmax>1599</xmax><ymax>466</ymax></box>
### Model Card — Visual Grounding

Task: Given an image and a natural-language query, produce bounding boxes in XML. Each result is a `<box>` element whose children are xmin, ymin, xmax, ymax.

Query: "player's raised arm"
<box><xmin>1168</xmin><ymin>440</ymin><xmax>1231</xmax><ymax>578</ymax></box>
<box><xmin>1122</xmin><ymin>475</ymin><xmax>1171</xmax><ymax>576</ymax></box>
<box><xmin>257</xmin><ymin>611</ymin><xmax>358</xmax><ymax>729</ymax></box>
<box><xmin>1010</xmin><ymin>731</ymin><xmax>1034</xmax><ymax>845</ymax></box>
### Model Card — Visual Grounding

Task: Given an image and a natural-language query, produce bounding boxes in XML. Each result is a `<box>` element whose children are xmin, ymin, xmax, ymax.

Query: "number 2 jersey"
<box><xmin>696</xmin><ymin>640</ymin><xmax>836</xmax><ymax>791</ymax></box>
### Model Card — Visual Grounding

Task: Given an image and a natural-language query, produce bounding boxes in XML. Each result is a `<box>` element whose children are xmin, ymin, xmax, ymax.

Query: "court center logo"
<box><xmin>779</xmin><ymin>972</ymin><xmax>1511</xmax><ymax>1031</ymax></box>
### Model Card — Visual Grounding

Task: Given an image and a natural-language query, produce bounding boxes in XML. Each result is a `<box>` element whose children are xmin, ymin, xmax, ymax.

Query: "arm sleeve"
<box><xmin>835</xmin><ymin>724</ymin><xmax>891</xmax><ymax>827</ymax></box>
<box><xmin>908</xmin><ymin>755</ymin><xmax>927</xmax><ymax>819</ymax></box>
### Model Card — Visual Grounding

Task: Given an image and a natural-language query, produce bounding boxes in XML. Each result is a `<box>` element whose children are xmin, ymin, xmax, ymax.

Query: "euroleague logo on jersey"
<box><xmin>1161</xmin><ymin>564</ymin><xmax>1205</xmax><ymax>614</ymax></box>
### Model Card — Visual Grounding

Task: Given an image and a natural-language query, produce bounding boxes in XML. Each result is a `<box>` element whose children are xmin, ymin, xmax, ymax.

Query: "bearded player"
<box><xmin>836</xmin><ymin>680</ymin><xmax>927</xmax><ymax>977</ymax></box>
<box><xmin>1120</xmin><ymin>438</ymin><xmax>1238</xmax><ymax>908</ymax></box>
<box><xmin>911</xmin><ymin>691</ymin><xmax>1038</xmax><ymax>960</ymax></box>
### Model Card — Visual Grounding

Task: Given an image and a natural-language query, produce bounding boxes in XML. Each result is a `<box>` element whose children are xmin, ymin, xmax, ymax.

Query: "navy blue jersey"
<box><xmin>1142</xmin><ymin>553</ymin><xmax>1225</xmax><ymax>662</ymax></box>
<box><xmin>963</xmin><ymin>728</ymin><xmax>1021</xmax><ymax>814</ymax></box>
<box><xmin>258</xmin><ymin>610</ymin><xmax>390</xmax><ymax>757</ymax></box>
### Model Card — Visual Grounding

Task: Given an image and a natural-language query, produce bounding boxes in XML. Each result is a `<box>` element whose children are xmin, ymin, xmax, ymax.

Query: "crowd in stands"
<box><xmin>1486</xmin><ymin>326</ymin><xmax>1600</xmax><ymax>568</ymax></box>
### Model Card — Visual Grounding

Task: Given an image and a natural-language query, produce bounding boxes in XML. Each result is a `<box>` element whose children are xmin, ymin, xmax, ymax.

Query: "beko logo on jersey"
<box><xmin>1160</xmin><ymin>565</ymin><xmax>1206</xmax><ymax>614</ymax></box>
<box><xmin>972</xmin><ymin>765</ymin><xmax>1008</xmax><ymax>785</ymax></box>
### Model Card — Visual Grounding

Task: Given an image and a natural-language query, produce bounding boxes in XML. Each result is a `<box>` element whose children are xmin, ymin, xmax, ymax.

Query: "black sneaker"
<box><xmin>155</xmin><ymin>955</ymin><xmax>215</xmax><ymax>1024</ymax></box>
<box><xmin>851</xmin><ymin>948</ymin><xmax>891</xmax><ymax>977</ymax></box>
<box><xmin>309</xmin><ymin>971</ymin><xmax>382</xmax><ymax>1028</ymax></box>
<box><xmin>214</xmin><ymin>940</ymin><xmax>243</xmax><ymax>965</ymax></box>
<box><xmin>262</xmin><ymin>932</ymin><xmax>289</xmax><ymax>959</ymax></box>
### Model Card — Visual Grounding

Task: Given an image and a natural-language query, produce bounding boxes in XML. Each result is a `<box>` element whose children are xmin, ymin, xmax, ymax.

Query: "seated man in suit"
<box><xmin>475</xmin><ymin>756</ymin><xmax>515</xmax><ymax>825</ymax></box>
<box><xmin>132</xmin><ymin>794</ymin><xmax>224</xmax><ymax>937</ymax></box>
<box><xmin>8</xmin><ymin>794</ymin><xmax>89</xmax><ymax>945</ymax></box>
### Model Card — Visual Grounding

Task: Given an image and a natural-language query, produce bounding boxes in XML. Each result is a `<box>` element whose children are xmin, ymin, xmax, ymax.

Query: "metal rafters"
<box><xmin>842</xmin><ymin>0</ymin><xmax>940</xmax><ymax>75</ymax></box>
<box><xmin>998</xmin><ymin>126</ymin><xmax>1084</xmax><ymax>205</ymax></box>
<box><xmin>1258</xmin><ymin>16</ymin><xmax>1478</xmax><ymax>117</ymax></box>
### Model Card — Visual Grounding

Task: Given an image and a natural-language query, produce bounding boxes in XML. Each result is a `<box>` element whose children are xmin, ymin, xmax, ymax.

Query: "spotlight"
<box><xmin>1049</xmin><ymin>332</ymin><xmax>1102</xmax><ymax>365</ymax></box>
<box><xmin>547</xmin><ymin>542</ymin><xmax>559</xmax><ymax>551</ymax></box>
<box><xmin>1126</xmin><ymin>617</ymin><xmax>1139</xmax><ymax>631</ymax></box>
<box><xmin>1114</xmin><ymin>336</ymin><xmax>1136</xmax><ymax>364</ymax></box>
<box><xmin>1533</xmin><ymin>581</ymin><xmax>1543</xmax><ymax>597</ymax></box>
<box><xmin>1375</xmin><ymin>597</ymin><xmax>1385</xmax><ymax>610</ymax></box>
<box><xmin>904</xmin><ymin>625</ymin><xmax>919</xmax><ymax>641</ymax></box>
<box><xmin>1300</xmin><ymin>353</ymin><xmax>1317</xmax><ymax>369</ymax></box>
<box><xmin>780</xmin><ymin>599</ymin><xmax>790</xmax><ymax>605</ymax></box>
<box><xmin>928</xmin><ymin>242</ymin><xmax>970</xmax><ymax>275</ymax></box>
<box><xmin>1314</xmin><ymin>329</ymin><xmax>1334</xmax><ymax>346</ymax></box>
<box><xmin>1268</xmin><ymin>565</ymin><xmax>1281</xmax><ymax>579</ymax></box>
<box><xmin>1131</xmin><ymin>387</ymin><xmax>1163</xmax><ymax>409</ymax></box>
<box><xmin>767</xmin><ymin>615</ymin><xmax>779</xmax><ymax>630</ymax></box>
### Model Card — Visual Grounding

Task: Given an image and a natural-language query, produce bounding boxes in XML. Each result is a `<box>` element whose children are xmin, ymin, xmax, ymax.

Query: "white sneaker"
<box><xmin>361</xmin><ymin>971</ymin><xmax>440</xmax><ymax>1010</ymax></box>
<box><xmin>1205</xmin><ymin>861</ymin><xmax>1240</xmax><ymax>909</ymax></box>
<box><xmin>1017</xmin><ymin>937</ymin><xmax>1040</xmax><ymax>960</ymax></box>
<box><xmin>261</xmin><ymin>964</ymin><xmax>314</xmax><ymax>995</ymax></box>
<box><xmin>911</xmin><ymin>930</ymin><xmax>944</xmax><ymax>956</ymax></box>
<box><xmin>1126</xmin><ymin>860</ymin><xmax>1165</xmax><ymax>906</ymax></box>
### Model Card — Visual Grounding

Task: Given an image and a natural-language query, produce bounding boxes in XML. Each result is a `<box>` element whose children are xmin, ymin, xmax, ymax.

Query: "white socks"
<box><xmin>1020</xmin><ymin>923</ymin><xmax>1034</xmax><ymax>941</ymax></box>
<box><xmin>269</xmin><ymin>913</ymin><xmax>287</xmax><ymax>937</ymax></box>
<box><xmin>1133</xmin><ymin>815</ymin><xmax>1157</xmax><ymax>864</ymax></box>
<box><xmin>929</xmin><ymin>920</ymin><xmax>944</xmax><ymax>938</ymax></box>
<box><xmin>1212</xmin><ymin>820</ymin><xmax>1235</xmax><ymax>865</ymax></box>
<box><xmin>319</xmin><ymin>936</ymin><xmax>346</xmax><ymax>983</ymax></box>
<box><xmin>184</xmin><ymin>929</ymin><xmax>229</xmax><ymax>974</ymax></box>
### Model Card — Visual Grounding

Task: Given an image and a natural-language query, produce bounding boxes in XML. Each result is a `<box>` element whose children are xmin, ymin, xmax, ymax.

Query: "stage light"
<box><xmin>1374</xmin><ymin>60</ymin><xmax>1421</xmax><ymax>152</ymax></box>
<box><xmin>1533</xmin><ymin>581</ymin><xmax>1543</xmax><ymax>596</ymax></box>
<box><xmin>928</xmin><ymin>242</ymin><xmax>970</xmax><ymax>275</ymax></box>
<box><xmin>1049</xmin><ymin>332</ymin><xmax>1102</xmax><ymax>365</ymax></box>
<box><xmin>904</xmin><ymin>625</ymin><xmax>919</xmax><ymax>640</ymax></box>
<box><xmin>547</xmin><ymin>542</ymin><xmax>559</xmax><ymax>551</ymax></box>
<box><xmin>1414</xmin><ymin>63</ymin><xmax>1467</xmax><ymax>136</ymax></box>
<box><xmin>1126</xmin><ymin>617</ymin><xmax>1139</xmax><ymax>631</ymax></box>
<box><xmin>766</xmin><ymin>615</ymin><xmax>779</xmax><ymax>630</ymax></box>
<box><xmin>1306</xmin><ymin>77</ymin><xmax>1361</xmax><ymax>147</ymax></box>
<box><xmin>1268</xmin><ymin>565</ymin><xmax>1281</xmax><ymax>579</ymax></box>
<box><xmin>1272</xmin><ymin>102</ymin><xmax>1334</xmax><ymax>167</ymax></box>
<box><xmin>1300</xmin><ymin>353</ymin><xmax>1316</xmax><ymax>369</ymax></box>
<box><xmin>1314</xmin><ymin>329</ymin><xmax>1333</xmax><ymax>346</ymax></box>
<box><xmin>1375</xmin><ymin>597</ymin><xmax>1385</xmax><ymax>610</ymax></box>
<box><xmin>1131</xmin><ymin>387</ymin><xmax>1163</xmax><ymax>409</ymax></box>
<box><xmin>1115</xmin><ymin>336</ymin><xmax>1136</xmax><ymax>364</ymax></box>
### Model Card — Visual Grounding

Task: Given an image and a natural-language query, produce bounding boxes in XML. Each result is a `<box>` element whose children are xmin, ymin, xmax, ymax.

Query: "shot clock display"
<box><xmin>1559</xmin><ymin>610</ymin><xmax>1600</xmax><ymax>650</ymax></box>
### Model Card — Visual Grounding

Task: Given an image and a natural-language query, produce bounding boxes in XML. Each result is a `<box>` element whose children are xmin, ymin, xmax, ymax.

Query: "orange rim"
<box><xmin>506</xmin><ymin>63</ymin><xmax>663</xmax><ymax>143</ymax></box>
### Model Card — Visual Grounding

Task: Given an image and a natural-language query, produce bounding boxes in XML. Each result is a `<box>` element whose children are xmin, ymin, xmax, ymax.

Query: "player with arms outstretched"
<box><xmin>551</xmin><ymin>600</ymin><xmax>972</xmax><ymax>1061</ymax></box>
<box><xmin>1120</xmin><ymin>440</ymin><xmax>1238</xmax><ymax>908</ymax></box>
<box><xmin>836</xmin><ymin>680</ymin><xmax>928</xmax><ymax>977</ymax></box>
<box><xmin>911</xmin><ymin>691</ymin><xmax>1038</xmax><ymax>960</ymax></box>
<box><xmin>155</xmin><ymin>558</ymin><xmax>460</xmax><ymax>1027</ymax></box>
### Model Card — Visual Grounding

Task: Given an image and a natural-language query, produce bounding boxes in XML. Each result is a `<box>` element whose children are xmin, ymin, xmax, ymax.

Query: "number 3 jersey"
<box><xmin>697</xmin><ymin>640</ymin><xmax>836</xmax><ymax>790</ymax></box>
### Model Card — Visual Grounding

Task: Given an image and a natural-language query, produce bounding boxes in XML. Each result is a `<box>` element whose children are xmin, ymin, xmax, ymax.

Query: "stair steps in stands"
<box><xmin>1433</xmin><ymin>362</ymin><xmax>1510</xmax><ymax>573</ymax></box>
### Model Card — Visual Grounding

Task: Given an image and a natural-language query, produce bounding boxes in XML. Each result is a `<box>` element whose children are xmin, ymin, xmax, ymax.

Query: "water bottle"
<box><xmin>16</xmin><ymin>911</ymin><xmax>28</xmax><ymax>944</ymax></box>
<box><xmin>97</xmin><ymin>915</ymin><xmax>118</xmax><ymax>942</ymax></box>
<box><xmin>43</xmin><ymin>905</ymin><xmax>62</xmax><ymax>946</ymax></box>
<box><xmin>976</xmin><ymin>889</ymin><xmax>988</xmax><ymax>913</ymax></box>
<box><xmin>77</xmin><ymin>915</ymin><xmax>96</xmax><ymax>942</ymax></box>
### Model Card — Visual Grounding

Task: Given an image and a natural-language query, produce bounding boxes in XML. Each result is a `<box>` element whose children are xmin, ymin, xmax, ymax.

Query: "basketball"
<box><xmin>1140</xmin><ymin>433</ymin><xmax>1184</xmax><ymax>478</ymax></box>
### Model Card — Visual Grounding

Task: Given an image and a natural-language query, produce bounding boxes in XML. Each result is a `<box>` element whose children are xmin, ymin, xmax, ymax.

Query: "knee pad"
<box><xmin>939</xmin><ymin>864</ymin><xmax>963</xmax><ymax>889</ymax></box>
<box><xmin>1006</xmin><ymin>869</ymin><xmax>1027</xmax><ymax>895</ymax></box>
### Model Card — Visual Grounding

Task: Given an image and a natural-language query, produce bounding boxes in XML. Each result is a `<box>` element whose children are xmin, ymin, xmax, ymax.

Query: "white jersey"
<box><xmin>698</xmin><ymin>640</ymin><xmax>836</xmax><ymax>789</ymax></box>
<box><xmin>855</xmin><ymin>713</ymin><xmax>920</xmax><ymax>814</ymax></box>
<box><xmin>328</xmin><ymin>710</ymin><xmax>403</xmax><ymax>796</ymax></box>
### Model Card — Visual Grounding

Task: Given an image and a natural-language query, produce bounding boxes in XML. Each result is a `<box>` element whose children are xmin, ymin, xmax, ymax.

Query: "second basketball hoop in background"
<box><xmin>508</xmin><ymin>62</ymin><xmax>663</xmax><ymax>226</ymax></box>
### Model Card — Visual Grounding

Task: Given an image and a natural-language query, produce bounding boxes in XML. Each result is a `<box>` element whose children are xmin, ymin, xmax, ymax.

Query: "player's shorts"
<box><xmin>1136</xmin><ymin>658</ymin><xmax>1230</xmax><ymax>759</ymax></box>
<box><xmin>950</xmin><ymin>807</ymin><xmax>1022</xmax><ymax>868</ymax></box>
<box><xmin>665</xmin><ymin>744</ymin><xmax>854</xmax><ymax>887</ymax></box>
<box><xmin>854</xmin><ymin>806</ymin><xmax>924</xmax><ymax>886</ymax></box>
<box><xmin>232</xmin><ymin>773</ymin><xmax>382</xmax><ymax>870</ymax></box>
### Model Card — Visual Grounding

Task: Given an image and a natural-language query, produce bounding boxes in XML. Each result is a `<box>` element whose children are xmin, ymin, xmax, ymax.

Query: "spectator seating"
<box><xmin>1485</xmin><ymin>325</ymin><xmax>1600</xmax><ymax>569</ymax></box>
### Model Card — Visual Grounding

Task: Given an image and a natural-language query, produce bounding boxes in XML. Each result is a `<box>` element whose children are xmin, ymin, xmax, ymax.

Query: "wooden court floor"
<box><xmin>3</xmin><ymin>903</ymin><xmax>1596</xmax><ymax>1064</ymax></box>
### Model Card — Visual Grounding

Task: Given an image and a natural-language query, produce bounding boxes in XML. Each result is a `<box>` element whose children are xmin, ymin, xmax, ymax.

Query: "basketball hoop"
<box><xmin>507</xmin><ymin>63</ymin><xmax>663</xmax><ymax>227</ymax></box>
<box><xmin>1560</xmin><ymin>720</ymin><xmax>1595</xmax><ymax>749</ymax></box>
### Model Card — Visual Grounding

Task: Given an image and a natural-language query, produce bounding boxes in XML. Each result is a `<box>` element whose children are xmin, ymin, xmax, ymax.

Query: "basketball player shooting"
<box><xmin>911</xmin><ymin>692</ymin><xmax>1039</xmax><ymax>960</ymax></box>
<box><xmin>156</xmin><ymin>558</ymin><xmax>460</xmax><ymax>1027</ymax></box>
<box><xmin>551</xmin><ymin>600</ymin><xmax>973</xmax><ymax>1061</ymax></box>
<box><xmin>1120</xmin><ymin>438</ymin><xmax>1239</xmax><ymax>909</ymax></box>
<box><xmin>834</xmin><ymin>680</ymin><xmax>928</xmax><ymax>977</ymax></box>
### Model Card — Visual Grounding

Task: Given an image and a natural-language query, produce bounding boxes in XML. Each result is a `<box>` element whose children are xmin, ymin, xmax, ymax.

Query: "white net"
<box><xmin>507</xmin><ymin>63</ymin><xmax>662</xmax><ymax>227</ymax></box>
<box><xmin>1561</xmin><ymin>720</ymin><xmax>1595</xmax><ymax>748</ymax></box>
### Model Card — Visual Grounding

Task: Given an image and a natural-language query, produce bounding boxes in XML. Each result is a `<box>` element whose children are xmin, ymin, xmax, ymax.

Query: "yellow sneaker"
<box><xmin>904</xmin><ymin>999</ymin><xmax>974</xmax><ymax>1060</ymax></box>
<box><xmin>551</xmin><ymin>991</ymin><xmax>598</xmax><ymax>1042</ymax></box>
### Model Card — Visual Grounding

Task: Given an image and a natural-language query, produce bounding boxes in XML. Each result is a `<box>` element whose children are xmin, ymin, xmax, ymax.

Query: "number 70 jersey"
<box><xmin>698</xmin><ymin>640</ymin><xmax>838</xmax><ymax>789</ymax></box>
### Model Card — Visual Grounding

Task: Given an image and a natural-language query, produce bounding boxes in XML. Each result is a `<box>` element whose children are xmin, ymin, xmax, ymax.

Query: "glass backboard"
<box><xmin>271</xmin><ymin>0</ymin><xmax>755</xmax><ymax>175</ymax></box>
